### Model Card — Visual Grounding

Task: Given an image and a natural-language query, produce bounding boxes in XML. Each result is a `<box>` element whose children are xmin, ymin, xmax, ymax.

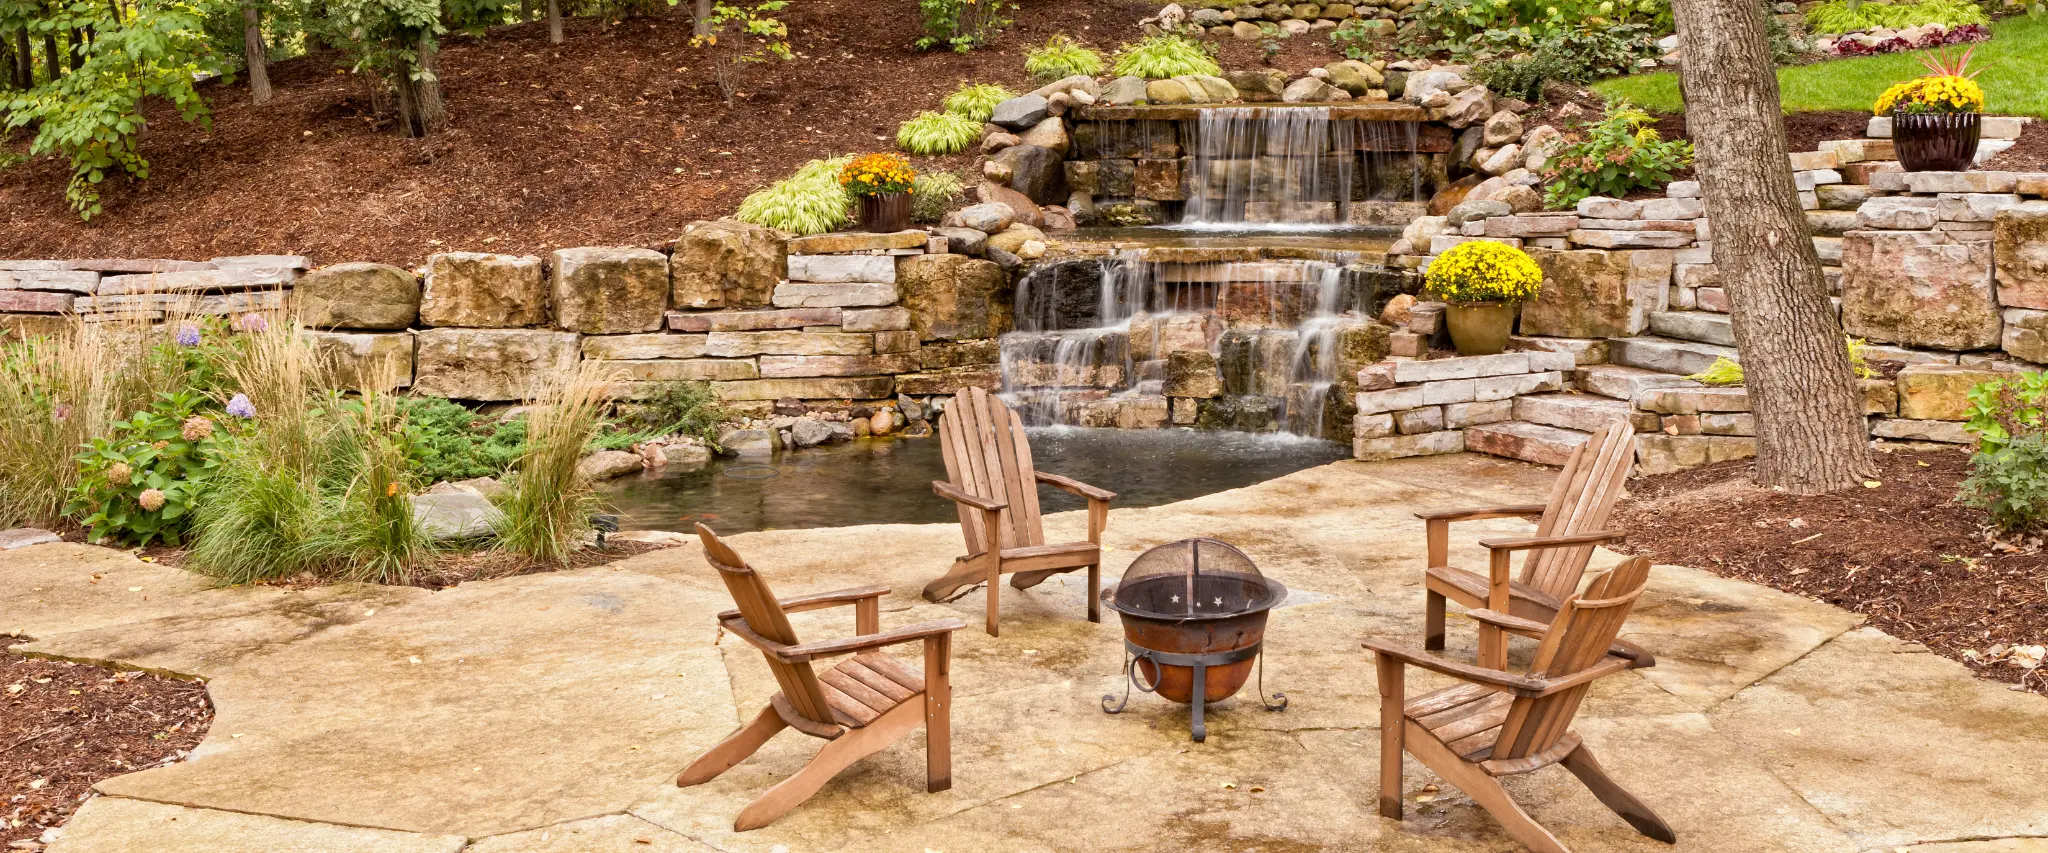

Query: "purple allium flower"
<box><xmin>234</xmin><ymin>313</ymin><xmax>269</xmax><ymax>333</ymax></box>
<box><xmin>51</xmin><ymin>402</ymin><xmax>71</xmax><ymax>424</ymax></box>
<box><xmin>226</xmin><ymin>394</ymin><xmax>256</xmax><ymax>419</ymax></box>
<box><xmin>175</xmin><ymin>324</ymin><xmax>202</xmax><ymax>347</ymax></box>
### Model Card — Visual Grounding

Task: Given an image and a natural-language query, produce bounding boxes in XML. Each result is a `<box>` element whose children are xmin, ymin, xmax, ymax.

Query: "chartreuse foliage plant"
<box><xmin>737</xmin><ymin>156</ymin><xmax>854</xmax><ymax>235</ymax></box>
<box><xmin>943</xmin><ymin>83</ymin><xmax>1012</xmax><ymax>122</ymax></box>
<box><xmin>3</xmin><ymin>0</ymin><xmax>218</xmax><ymax>219</ymax></box>
<box><xmin>897</xmin><ymin>111</ymin><xmax>981</xmax><ymax>155</ymax></box>
<box><xmin>1112</xmin><ymin>33</ymin><xmax>1220</xmax><ymax>79</ymax></box>
<box><xmin>1962</xmin><ymin>371</ymin><xmax>2048</xmax><ymax>533</ymax></box>
<box><xmin>1687</xmin><ymin>337</ymin><xmax>1873</xmax><ymax>387</ymax></box>
<box><xmin>1025</xmin><ymin>34</ymin><xmax>1104</xmax><ymax>81</ymax></box>
<box><xmin>1424</xmin><ymin>242</ymin><xmax>1544</xmax><ymax>304</ymax></box>
<box><xmin>1540</xmin><ymin>99</ymin><xmax>1694</xmax><ymax>209</ymax></box>
<box><xmin>1805</xmin><ymin>0</ymin><xmax>1985</xmax><ymax>36</ymax></box>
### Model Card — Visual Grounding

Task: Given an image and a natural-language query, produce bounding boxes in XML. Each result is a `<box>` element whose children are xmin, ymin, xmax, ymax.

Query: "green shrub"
<box><xmin>897</xmin><ymin>111</ymin><xmax>982</xmax><ymax>155</ymax></box>
<box><xmin>1765</xmin><ymin>9</ymin><xmax>1813</xmax><ymax>64</ymax></box>
<box><xmin>1534</xmin><ymin>23</ymin><xmax>1665</xmax><ymax>81</ymax></box>
<box><xmin>917</xmin><ymin>0</ymin><xmax>1014</xmax><ymax>52</ymax></box>
<box><xmin>1401</xmin><ymin>0</ymin><xmax>1671</xmax><ymax>59</ymax></box>
<box><xmin>1112</xmin><ymin>33</ymin><xmax>1221</xmax><ymax>79</ymax></box>
<box><xmin>66</xmin><ymin>391</ymin><xmax>230</xmax><ymax>546</ymax></box>
<box><xmin>495</xmin><ymin>362</ymin><xmax>613</xmax><ymax>562</ymax></box>
<box><xmin>1541</xmin><ymin>99</ymin><xmax>1694</xmax><ymax>209</ymax></box>
<box><xmin>943</xmin><ymin>83</ymin><xmax>1012</xmax><ymax>122</ymax></box>
<box><xmin>1024</xmin><ymin>34</ymin><xmax>1104</xmax><ymax>81</ymax></box>
<box><xmin>1804</xmin><ymin>0</ymin><xmax>1985</xmax><ymax>35</ymax></box>
<box><xmin>1962</xmin><ymin>372</ymin><xmax>2048</xmax><ymax>532</ymax></box>
<box><xmin>1330</xmin><ymin>19</ymin><xmax>1381</xmax><ymax>59</ymax></box>
<box><xmin>591</xmin><ymin>381</ymin><xmax>727</xmax><ymax>452</ymax></box>
<box><xmin>1472</xmin><ymin>51</ymin><xmax>1574</xmax><ymax>101</ymax></box>
<box><xmin>400</xmin><ymin>397</ymin><xmax>528</xmax><ymax>483</ymax></box>
<box><xmin>737</xmin><ymin>156</ymin><xmax>854</xmax><ymax>236</ymax></box>
<box><xmin>912</xmin><ymin>170</ymin><xmax>967</xmax><ymax>223</ymax></box>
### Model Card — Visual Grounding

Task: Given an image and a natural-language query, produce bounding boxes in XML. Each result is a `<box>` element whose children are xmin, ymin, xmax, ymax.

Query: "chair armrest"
<box><xmin>716</xmin><ymin>584</ymin><xmax>890</xmax><ymax>621</ymax></box>
<box><xmin>1467</xmin><ymin>608</ymin><xmax>1552</xmax><ymax>640</ymax></box>
<box><xmin>1415</xmin><ymin>504</ymin><xmax>1548</xmax><ymax>523</ymax></box>
<box><xmin>1036</xmin><ymin>471</ymin><xmax>1117</xmax><ymax>503</ymax></box>
<box><xmin>1478</xmin><ymin>530</ymin><xmax>1625</xmax><ymax>553</ymax></box>
<box><xmin>1525</xmin><ymin>655</ymin><xmax>1635</xmax><ymax>697</ymax></box>
<box><xmin>776</xmin><ymin>619</ymin><xmax>968</xmax><ymax>662</ymax></box>
<box><xmin>1363</xmin><ymin>638</ymin><xmax>1546</xmax><ymax>695</ymax></box>
<box><xmin>933</xmin><ymin>480</ymin><xmax>1006</xmax><ymax>513</ymax></box>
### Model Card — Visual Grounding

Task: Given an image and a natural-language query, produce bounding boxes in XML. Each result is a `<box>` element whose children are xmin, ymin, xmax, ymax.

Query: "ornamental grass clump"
<box><xmin>495</xmin><ymin>361</ymin><xmax>616</xmax><ymax>563</ymax></box>
<box><xmin>942</xmin><ymin>83</ymin><xmax>1012</xmax><ymax>122</ymax></box>
<box><xmin>1025</xmin><ymin>34</ymin><xmax>1104</xmax><ymax>81</ymax></box>
<box><xmin>1424</xmin><ymin>242</ymin><xmax>1544</xmax><ymax>304</ymax></box>
<box><xmin>737</xmin><ymin>156</ymin><xmax>854</xmax><ymax>235</ymax></box>
<box><xmin>1112</xmin><ymin>33</ymin><xmax>1220</xmax><ymax>79</ymax></box>
<box><xmin>1873</xmin><ymin>46</ymin><xmax>1986</xmax><ymax>115</ymax></box>
<box><xmin>897</xmin><ymin>111</ymin><xmax>981</xmax><ymax>155</ymax></box>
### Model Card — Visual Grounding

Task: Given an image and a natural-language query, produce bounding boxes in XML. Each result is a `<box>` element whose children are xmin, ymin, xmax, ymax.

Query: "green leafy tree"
<box><xmin>690</xmin><ymin>0</ymin><xmax>789</xmax><ymax>106</ymax></box>
<box><xmin>3</xmin><ymin>0</ymin><xmax>219</xmax><ymax>219</ymax></box>
<box><xmin>313</xmin><ymin>0</ymin><xmax>446</xmax><ymax>136</ymax></box>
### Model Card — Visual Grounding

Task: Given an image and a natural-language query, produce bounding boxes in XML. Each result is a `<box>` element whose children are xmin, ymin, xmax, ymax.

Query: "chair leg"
<box><xmin>678</xmin><ymin>704</ymin><xmax>785</xmax><ymax>787</ymax></box>
<box><xmin>733</xmin><ymin>701</ymin><xmax>924</xmax><ymax>832</ymax></box>
<box><xmin>1086</xmin><ymin>562</ymin><xmax>1101</xmax><ymax>623</ymax></box>
<box><xmin>1562</xmin><ymin>743</ymin><xmax>1676</xmax><ymax>844</ymax></box>
<box><xmin>1424</xmin><ymin>590</ymin><xmax>1447</xmax><ymax>651</ymax></box>
<box><xmin>1403</xmin><ymin>721</ymin><xmax>1570</xmax><ymax>853</ymax></box>
<box><xmin>985</xmin><ymin>556</ymin><xmax>1002</xmax><ymax>637</ymax></box>
<box><xmin>925</xmin><ymin>636</ymin><xmax>953</xmax><ymax>794</ymax></box>
<box><xmin>1374</xmin><ymin>655</ymin><xmax>1405</xmax><ymax>820</ymax></box>
<box><xmin>923</xmin><ymin>556</ymin><xmax>987</xmax><ymax>602</ymax></box>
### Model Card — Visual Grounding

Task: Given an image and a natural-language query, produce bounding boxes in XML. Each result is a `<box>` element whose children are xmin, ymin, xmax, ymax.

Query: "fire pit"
<box><xmin>1100</xmin><ymin>538</ymin><xmax>1287</xmax><ymax>741</ymax></box>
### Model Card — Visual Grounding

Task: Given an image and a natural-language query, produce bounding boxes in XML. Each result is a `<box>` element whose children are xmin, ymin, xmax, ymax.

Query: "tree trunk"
<box><xmin>12</xmin><ymin>30</ymin><xmax>31</xmax><ymax>89</ymax></box>
<box><xmin>41</xmin><ymin>30</ymin><xmax>59</xmax><ymax>82</ymax></box>
<box><xmin>1673</xmin><ymin>0</ymin><xmax>1873</xmax><ymax>494</ymax></box>
<box><xmin>693</xmin><ymin>0</ymin><xmax>711</xmax><ymax>35</ymax></box>
<box><xmin>65</xmin><ymin>27</ymin><xmax>83</xmax><ymax>71</ymax></box>
<box><xmin>391</xmin><ymin>67</ymin><xmax>423</xmax><ymax>137</ymax></box>
<box><xmin>413</xmin><ymin>33</ymin><xmax>446</xmax><ymax>134</ymax></box>
<box><xmin>522</xmin><ymin>0</ymin><xmax>535</xmax><ymax>23</ymax></box>
<box><xmin>546</xmin><ymin>0</ymin><xmax>563</xmax><ymax>43</ymax></box>
<box><xmin>243</xmin><ymin>4</ymin><xmax>272</xmax><ymax>105</ymax></box>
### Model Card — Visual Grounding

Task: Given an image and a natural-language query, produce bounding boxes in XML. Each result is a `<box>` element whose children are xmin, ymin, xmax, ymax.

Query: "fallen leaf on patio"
<box><xmin>1863</xmin><ymin>480</ymin><xmax>1882</xmax><ymax>489</ymax></box>
<box><xmin>1420</xmin><ymin>783</ymin><xmax>1439</xmax><ymax>793</ymax></box>
<box><xmin>409</xmin><ymin>656</ymin><xmax>422</xmax><ymax>664</ymax></box>
<box><xmin>1222</xmin><ymin>782</ymin><xmax>1237</xmax><ymax>789</ymax></box>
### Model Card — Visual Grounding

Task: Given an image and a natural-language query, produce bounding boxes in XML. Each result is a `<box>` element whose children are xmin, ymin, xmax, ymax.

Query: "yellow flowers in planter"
<box><xmin>837</xmin><ymin>153</ymin><xmax>917</xmax><ymax>198</ymax></box>
<box><xmin>1425</xmin><ymin>242</ymin><xmax>1544</xmax><ymax>304</ymax></box>
<box><xmin>1873</xmin><ymin>46</ymin><xmax>1986</xmax><ymax>115</ymax></box>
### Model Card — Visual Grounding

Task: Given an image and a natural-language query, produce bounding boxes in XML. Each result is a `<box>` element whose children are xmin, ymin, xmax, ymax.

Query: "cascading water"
<box><xmin>1175</xmin><ymin>107</ymin><xmax>1432</xmax><ymax>229</ymax></box>
<box><xmin>999</xmin><ymin>250</ymin><xmax>1395</xmax><ymax>439</ymax></box>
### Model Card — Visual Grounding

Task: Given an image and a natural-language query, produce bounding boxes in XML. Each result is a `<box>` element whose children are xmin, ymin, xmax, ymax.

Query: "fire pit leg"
<box><xmin>1190</xmin><ymin>664</ymin><xmax>1208</xmax><ymax>743</ymax></box>
<box><xmin>1257</xmin><ymin>649</ymin><xmax>1288</xmax><ymax>712</ymax></box>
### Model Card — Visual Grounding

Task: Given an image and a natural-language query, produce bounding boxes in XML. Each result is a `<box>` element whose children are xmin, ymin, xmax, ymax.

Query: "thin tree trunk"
<box><xmin>41</xmin><ymin>30</ymin><xmax>59</xmax><ymax>82</ymax></box>
<box><xmin>243</xmin><ymin>4</ymin><xmax>272</xmax><ymax>105</ymax></box>
<box><xmin>12</xmin><ymin>30</ymin><xmax>31</xmax><ymax>89</ymax></box>
<box><xmin>413</xmin><ymin>34</ymin><xmax>445</xmax><ymax>134</ymax></box>
<box><xmin>1673</xmin><ymin>0</ymin><xmax>1873</xmax><ymax>494</ymax></box>
<box><xmin>0</xmin><ymin>39</ymin><xmax>12</xmax><ymax>91</ymax></box>
<box><xmin>391</xmin><ymin>67</ymin><xmax>422</xmax><ymax>137</ymax></box>
<box><xmin>547</xmin><ymin>0</ymin><xmax>563</xmax><ymax>43</ymax></box>
<box><xmin>65</xmin><ymin>27</ymin><xmax>83</xmax><ymax>71</ymax></box>
<box><xmin>522</xmin><ymin>0</ymin><xmax>535</xmax><ymax>23</ymax></box>
<box><xmin>693</xmin><ymin>0</ymin><xmax>711</xmax><ymax>35</ymax></box>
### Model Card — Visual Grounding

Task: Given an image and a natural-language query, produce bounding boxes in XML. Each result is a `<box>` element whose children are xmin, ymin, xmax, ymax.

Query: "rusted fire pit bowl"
<box><xmin>1100</xmin><ymin>538</ymin><xmax>1287</xmax><ymax>741</ymax></box>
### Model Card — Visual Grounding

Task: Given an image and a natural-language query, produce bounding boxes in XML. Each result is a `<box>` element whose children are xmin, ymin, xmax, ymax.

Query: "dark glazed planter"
<box><xmin>1444</xmin><ymin>301</ymin><xmax>1517</xmax><ymax>356</ymax></box>
<box><xmin>858</xmin><ymin>192</ymin><xmax>911</xmax><ymax>232</ymax></box>
<box><xmin>1892</xmin><ymin>111</ymin><xmax>1981</xmax><ymax>173</ymax></box>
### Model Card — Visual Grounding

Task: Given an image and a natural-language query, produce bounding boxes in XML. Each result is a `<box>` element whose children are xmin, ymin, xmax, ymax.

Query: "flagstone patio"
<box><xmin>5</xmin><ymin>453</ymin><xmax>2046</xmax><ymax>853</ymax></box>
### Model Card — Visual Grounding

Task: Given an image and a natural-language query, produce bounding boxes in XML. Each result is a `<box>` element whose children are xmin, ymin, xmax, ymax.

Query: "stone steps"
<box><xmin>1573</xmin><ymin>364</ymin><xmax>1703</xmax><ymax>403</ymax></box>
<box><xmin>1647</xmin><ymin>311</ymin><xmax>1736</xmax><ymax>347</ymax></box>
<box><xmin>1610</xmin><ymin>336</ymin><xmax>1740</xmax><ymax>377</ymax></box>
<box><xmin>1513</xmin><ymin>393</ymin><xmax>1651</xmax><ymax>433</ymax></box>
<box><xmin>1463</xmin><ymin>421</ymin><xmax>1592</xmax><ymax>467</ymax></box>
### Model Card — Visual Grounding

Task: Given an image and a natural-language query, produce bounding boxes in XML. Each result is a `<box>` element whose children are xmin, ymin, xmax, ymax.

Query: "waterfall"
<box><xmin>1179</xmin><ymin>107</ymin><xmax>1354</xmax><ymax>229</ymax></box>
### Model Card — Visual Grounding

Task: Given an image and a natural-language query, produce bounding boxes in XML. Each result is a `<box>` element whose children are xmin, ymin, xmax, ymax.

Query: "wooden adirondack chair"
<box><xmin>678</xmin><ymin>524</ymin><xmax>967</xmax><ymax>831</ymax></box>
<box><xmin>1419</xmin><ymin>419</ymin><xmax>1639</xmax><ymax>669</ymax></box>
<box><xmin>1367</xmin><ymin>555</ymin><xmax>1674</xmax><ymax>853</ymax></box>
<box><xmin>923</xmin><ymin>387</ymin><xmax>1117</xmax><ymax>637</ymax></box>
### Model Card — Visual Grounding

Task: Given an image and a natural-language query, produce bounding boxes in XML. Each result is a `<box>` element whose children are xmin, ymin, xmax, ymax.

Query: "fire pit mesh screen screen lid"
<box><xmin>1102</xmin><ymin>538</ymin><xmax>1287</xmax><ymax>742</ymax></box>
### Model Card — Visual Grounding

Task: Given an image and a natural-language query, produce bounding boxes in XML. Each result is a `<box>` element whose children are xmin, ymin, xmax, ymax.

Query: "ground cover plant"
<box><xmin>1962</xmin><ymin>371</ymin><xmax>2048</xmax><ymax>534</ymax></box>
<box><xmin>736</xmin><ymin>155</ymin><xmax>854</xmax><ymax>236</ymax></box>
<box><xmin>897</xmin><ymin>110</ymin><xmax>981</xmax><ymax>155</ymax></box>
<box><xmin>911</xmin><ymin>169</ymin><xmax>966</xmax><ymax>222</ymax></box>
<box><xmin>1112</xmin><ymin>33</ymin><xmax>1220</xmax><ymax>79</ymax></box>
<box><xmin>1593</xmin><ymin>11</ymin><xmax>2048</xmax><ymax>116</ymax></box>
<box><xmin>1540</xmin><ymin>98</ymin><xmax>1694</xmax><ymax>208</ymax></box>
<box><xmin>1804</xmin><ymin>0</ymin><xmax>1986</xmax><ymax>35</ymax></box>
<box><xmin>1024</xmin><ymin>34</ymin><xmax>1104</xmax><ymax>81</ymax></box>
<box><xmin>941</xmin><ymin>83</ymin><xmax>1011</xmax><ymax>122</ymax></box>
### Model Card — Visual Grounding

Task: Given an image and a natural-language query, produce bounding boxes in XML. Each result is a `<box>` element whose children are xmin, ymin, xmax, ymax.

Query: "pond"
<box><xmin>603</xmin><ymin>427</ymin><xmax>1350</xmax><ymax>533</ymax></box>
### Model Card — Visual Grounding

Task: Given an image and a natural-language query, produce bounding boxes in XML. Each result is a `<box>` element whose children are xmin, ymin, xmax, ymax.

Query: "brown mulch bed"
<box><xmin>1983</xmin><ymin>119</ymin><xmax>2048</xmax><ymax>172</ymax></box>
<box><xmin>1</xmin><ymin>657</ymin><xmax>212</xmax><ymax>849</ymax></box>
<box><xmin>1610</xmin><ymin>447</ymin><xmax>2048</xmax><ymax>694</ymax></box>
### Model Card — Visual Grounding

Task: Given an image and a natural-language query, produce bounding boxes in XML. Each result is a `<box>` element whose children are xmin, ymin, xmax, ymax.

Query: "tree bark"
<box><xmin>693</xmin><ymin>0</ymin><xmax>711</xmax><ymax>35</ymax></box>
<box><xmin>413</xmin><ymin>33</ymin><xmax>446</xmax><ymax>134</ymax></box>
<box><xmin>1673</xmin><ymin>0</ymin><xmax>1874</xmax><ymax>494</ymax></box>
<box><xmin>243</xmin><ymin>3</ymin><xmax>272</xmax><ymax>105</ymax></box>
<box><xmin>65</xmin><ymin>27</ymin><xmax>83</xmax><ymax>71</ymax></box>
<box><xmin>41</xmin><ymin>30</ymin><xmax>59</xmax><ymax>82</ymax></box>
<box><xmin>546</xmin><ymin>0</ymin><xmax>563</xmax><ymax>43</ymax></box>
<box><xmin>12</xmin><ymin>30</ymin><xmax>31</xmax><ymax>89</ymax></box>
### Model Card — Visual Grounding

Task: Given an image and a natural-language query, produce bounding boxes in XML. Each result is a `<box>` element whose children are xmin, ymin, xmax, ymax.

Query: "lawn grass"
<box><xmin>1591</xmin><ymin>13</ymin><xmax>2048</xmax><ymax>116</ymax></box>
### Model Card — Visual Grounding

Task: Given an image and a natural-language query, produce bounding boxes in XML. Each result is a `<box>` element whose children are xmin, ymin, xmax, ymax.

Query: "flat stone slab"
<box><xmin>464</xmin><ymin>815</ymin><xmax>713</xmax><ymax>852</ymax></box>
<box><xmin>0</xmin><ymin>527</ymin><xmax>60</xmax><ymax>549</ymax></box>
<box><xmin>47</xmin><ymin>797</ymin><xmax>465</xmax><ymax>853</ymax></box>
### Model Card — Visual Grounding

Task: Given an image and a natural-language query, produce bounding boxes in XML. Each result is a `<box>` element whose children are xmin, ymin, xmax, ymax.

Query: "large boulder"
<box><xmin>1439</xmin><ymin>84</ymin><xmax>1495</xmax><ymax>128</ymax></box>
<box><xmin>1283</xmin><ymin>77</ymin><xmax>1351</xmax><ymax>103</ymax></box>
<box><xmin>1402</xmin><ymin>68</ymin><xmax>1466</xmax><ymax>103</ymax></box>
<box><xmin>1225</xmin><ymin>69</ymin><xmax>1287</xmax><ymax>102</ymax></box>
<box><xmin>1482</xmin><ymin>109</ymin><xmax>1524</xmax><ymax>146</ymax></box>
<box><xmin>893</xmin><ymin>254</ymin><xmax>1010</xmax><ymax>341</ymax></box>
<box><xmin>994</xmin><ymin>144</ymin><xmax>1067</xmax><ymax>206</ymax></box>
<box><xmin>985</xmin><ymin>223</ymin><xmax>1049</xmax><ymax>256</ymax></box>
<box><xmin>1100</xmin><ymin>76</ymin><xmax>1148</xmax><ymax>105</ymax></box>
<box><xmin>1994</xmin><ymin>201</ymin><xmax>2048</xmax><ymax>310</ymax></box>
<box><xmin>942</xmin><ymin>202</ymin><xmax>1015</xmax><ymax>234</ymax></box>
<box><xmin>303</xmin><ymin>330</ymin><xmax>415</xmax><ymax>392</ymax></box>
<box><xmin>412</xmin><ymin>328</ymin><xmax>581</xmax><ymax>401</ymax></box>
<box><xmin>420</xmin><ymin>252</ymin><xmax>547</xmax><ymax>328</ymax></box>
<box><xmin>978</xmin><ymin>182</ymin><xmax>1045</xmax><ymax>229</ymax></box>
<box><xmin>990</xmin><ymin>94</ymin><xmax>1049</xmax><ymax>130</ymax></box>
<box><xmin>1322</xmin><ymin>60</ymin><xmax>1383</xmax><ymax>96</ymax></box>
<box><xmin>294</xmin><ymin>263</ymin><xmax>419</xmax><ymax>330</ymax></box>
<box><xmin>1018</xmin><ymin>117</ymin><xmax>1070</xmax><ymax>156</ymax></box>
<box><xmin>1840</xmin><ymin>230</ymin><xmax>2000</xmax><ymax>350</ymax></box>
<box><xmin>1519</xmin><ymin>248</ymin><xmax>1675</xmax><ymax>338</ymax></box>
<box><xmin>551</xmin><ymin>247</ymin><xmax>669</xmax><ymax>334</ymax></box>
<box><xmin>671</xmin><ymin>219</ymin><xmax>784</xmax><ymax>309</ymax></box>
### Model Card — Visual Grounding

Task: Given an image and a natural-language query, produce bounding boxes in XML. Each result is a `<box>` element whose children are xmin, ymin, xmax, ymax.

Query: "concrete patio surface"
<box><xmin>5</xmin><ymin>453</ymin><xmax>2046</xmax><ymax>852</ymax></box>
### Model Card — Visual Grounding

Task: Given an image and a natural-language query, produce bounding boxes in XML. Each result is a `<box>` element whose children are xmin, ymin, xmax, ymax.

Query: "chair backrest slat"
<box><xmin>938</xmin><ymin>388</ymin><xmax>1045</xmax><ymax>554</ymax></box>
<box><xmin>696</xmin><ymin>524</ymin><xmax>837</xmax><ymax>729</ymax></box>
<box><xmin>1490</xmin><ymin>556</ymin><xmax>1652</xmax><ymax>760</ymax></box>
<box><xmin>1521</xmin><ymin>420</ymin><xmax>1636</xmax><ymax>598</ymax></box>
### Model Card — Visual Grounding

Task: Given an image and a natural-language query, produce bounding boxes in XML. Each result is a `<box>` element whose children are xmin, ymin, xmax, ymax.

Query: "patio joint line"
<box><xmin>77</xmin><ymin>793</ymin><xmax>448</xmax><ymax>837</ymax></box>
<box><xmin>1698</xmin><ymin>621</ymin><xmax>1862</xmax><ymax>715</ymax></box>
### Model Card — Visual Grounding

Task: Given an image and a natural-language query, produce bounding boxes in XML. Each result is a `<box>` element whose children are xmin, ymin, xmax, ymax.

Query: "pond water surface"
<box><xmin>603</xmin><ymin>428</ymin><xmax>1349</xmax><ymax>533</ymax></box>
